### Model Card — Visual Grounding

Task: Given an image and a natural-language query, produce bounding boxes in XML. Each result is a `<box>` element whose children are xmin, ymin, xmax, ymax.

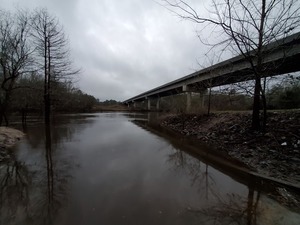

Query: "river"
<box><xmin>1</xmin><ymin>112</ymin><xmax>299</xmax><ymax>225</ymax></box>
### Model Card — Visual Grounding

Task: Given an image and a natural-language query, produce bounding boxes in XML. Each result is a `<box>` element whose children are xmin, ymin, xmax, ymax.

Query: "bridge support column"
<box><xmin>183</xmin><ymin>85</ymin><xmax>192</xmax><ymax>112</ymax></box>
<box><xmin>186</xmin><ymin>92</ymin><xmax>192</xmax><ymax>112</ymax></box>
<box><xmin>156</xmin><ymin>98</ymin><xmax>160</xmax><ymax>110</ymax></box>
<box><xmin>199</xmin><ymin>89</ymin><xmax>206</xmax><ymax>109</ymax></box>
<box><xmin>147</xmin><ymin>98</ymin><xmax>151</xmax><ymax>110</ymax></box>
<box><xmin>133</xmin><ymin>101</ymin><xmax>137</xmax><ymax>109</ymax></box>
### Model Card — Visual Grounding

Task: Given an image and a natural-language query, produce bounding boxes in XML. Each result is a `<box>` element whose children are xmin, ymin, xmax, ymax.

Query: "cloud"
<box><xmin>1</xmin><ymin>0</ymin><xmax>207</xmax><ymax>101</ymax></box>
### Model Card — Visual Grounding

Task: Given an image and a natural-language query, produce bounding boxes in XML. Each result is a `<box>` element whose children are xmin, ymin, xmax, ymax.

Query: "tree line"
<box><xmin>157</xmin><ymin>76</ymin><xmax>300</xmax><ymax>113</ymax></box>
<box><xmin>0</xmin><ymin>8</ymin><xmax>97</xmax><ymax>126</ymax></box>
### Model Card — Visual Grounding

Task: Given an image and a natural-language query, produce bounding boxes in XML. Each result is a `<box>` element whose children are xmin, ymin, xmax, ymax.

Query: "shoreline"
<box><xmin>0</xmin><ymin>127</ymin><xmax>24</xmax><ymax>162</ymax></box>
<box><xmin>160</xmin><ymin>110</ymin><xmax>300</xmax><ymax>187</ymax></box>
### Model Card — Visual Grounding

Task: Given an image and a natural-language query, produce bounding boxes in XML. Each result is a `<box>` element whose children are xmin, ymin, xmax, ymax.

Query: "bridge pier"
<box><xmin>199</xmin><ymin>89</ymin><xmax>206</xmax><ymax>109</ymax></box>
<box><xmin>186</xmin><ymin>92</ymin><xmax>192</xmax><ymax>112</ymax></box>
<box><xmin>183</xmin><ymin>85</ymin><xmax>192</xmax><ymax>112</ymax></box>
<box><xmin>147</xmin><ymin>98</ymin><xmax>151</xmax><ymax>110</ymax></box>
<box><xmin>156</xmin><ymin>98</ymin><xmax>160</xmax><ymax>110</ymax></box>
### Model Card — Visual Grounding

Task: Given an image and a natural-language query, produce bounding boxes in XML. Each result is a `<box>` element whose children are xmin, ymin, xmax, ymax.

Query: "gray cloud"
<box><xmin>1</xmin><ymin>0</ymin><xmax>207</xmax><ymax>101</ymax></box>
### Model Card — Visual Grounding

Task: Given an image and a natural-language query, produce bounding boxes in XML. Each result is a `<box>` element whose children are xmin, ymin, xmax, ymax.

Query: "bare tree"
<box><xmin>0</xmin><ymin>10</ymin><xmax>33</xmax><ymax>126</ymax></box>
<box><xmin>163</xmin><ymin>0</ymin><xmax>300</xmax><ymax>130</ymax></box>
<box><xmin>31</xmin><ymin>8</ymin><xmax>79</xmax><ymax>124</ymax></box>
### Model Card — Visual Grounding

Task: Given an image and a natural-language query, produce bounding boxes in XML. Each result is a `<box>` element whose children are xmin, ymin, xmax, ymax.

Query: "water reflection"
<box><xmin>2</xmin><ymin>113</ymin><xmax>299</xmax><ymax>225</ymax></box>
<box><xmin>133</xmin><ymin>117</ymin><xmax>300</xmax><ymax>225</ymax></box>
<box><xmin>1</xmin><ymin>114</ymin><xmax>96</xmax><ymax>225</ymax></box>
<box><xmin>0</xmin><ymin>156</ymin><xmax>30</xmax><ymax>225</ymax></box>
<box><xmin>166</xmin><ymin>146</ymin><xmax>260</xmax><ymax>225</ymax></box>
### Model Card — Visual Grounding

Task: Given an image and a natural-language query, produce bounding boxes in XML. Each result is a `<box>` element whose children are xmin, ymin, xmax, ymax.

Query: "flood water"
<box><xmin>1</xmin><ymin>112</ymin><xmax>299</xmax><ymax>225</ymax></box>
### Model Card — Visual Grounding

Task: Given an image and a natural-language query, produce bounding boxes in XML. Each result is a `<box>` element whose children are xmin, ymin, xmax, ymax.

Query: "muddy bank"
<box><xmin>0</xmin><ymin>127</ymin><xmax>24</xmax><ymax>162</ymax></box>
<box><xmin>161</xmin><ymin>111</ymin><xmax>300</xmax><ymax>186</ymax></box>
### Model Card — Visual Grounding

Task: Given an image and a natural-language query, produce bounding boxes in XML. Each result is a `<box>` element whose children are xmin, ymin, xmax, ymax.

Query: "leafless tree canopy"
<box><xmin>163</xmin><ymin>0</ymin><xmax>300</xmax><ymax>56</ymax></box>
<box><xmin>30</xmin><ymin>8</ymin><xmax>80</xmax><ymax>124</ymax></box>
<box><xmin>162</xmin><ymin>0</ymin><xmax>300</xmax><ymax>130</ymax></box>
<box><xmin>0</xmin><ymin>10</ymin><xmax>33</xmax><ymax>125</ymax></box>
<box><xmin>31</xmin><ymin>8</ymin><xmax>79</xmax><ymax>82</ymax></box>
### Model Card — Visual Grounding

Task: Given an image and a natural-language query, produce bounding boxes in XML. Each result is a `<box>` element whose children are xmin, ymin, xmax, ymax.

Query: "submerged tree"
<box><xmin>163</xmin><ymin>0</ymin><xmax>300</xmax><ymax>130</ymax></box>
<box><xmin>31</xmin><ymin>8</ymin><xmax>79</xmax><ymax>124</ymax></box>
<box><xmin>0</xmin><ymin>10</ymin><xmax>33</xmax><ymax>126</ymax></box>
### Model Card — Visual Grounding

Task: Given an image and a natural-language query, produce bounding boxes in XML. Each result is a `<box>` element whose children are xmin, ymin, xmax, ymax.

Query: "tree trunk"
<box><xmin>44</xmin><ymin>94</ymin><xmax>50</xmax><ymax>125</ymax></box>
<box><xmin>207</xmin><ymin>86</ymin><xmax>212</xmax><ymax>115</ymax></box>
<box><xmin>0</xmin><ymin>108</ymin><xmax>4</xmax><ymax>126</ymax></box>
<box><xmin>261</xmin><ymin>77</ymin><xmax>267</xmax><ymax>131</ymax></box>
<box><xmin>0</xmin><ymin>105</ymin><xmax>9</xmax><ymax>126</ymax></box>
<box><xmin>252</xmin><ymin>77</ymin><xmax>261</xmax><ymax>130</ymax></box>
<box><xmin>44</xmin><ymin>36</ymin><xmax>51</xmax><ymax>125</ymax></box>
<box><xmin>0</xmin><ymin>91</ymin><xmax>12</xmax><ymax>126</ymax></box>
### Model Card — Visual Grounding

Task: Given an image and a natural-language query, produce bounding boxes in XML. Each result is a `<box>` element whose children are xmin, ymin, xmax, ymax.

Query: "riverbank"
<box><xmin>0</xmin><ymin>127</ymin><xmax>24</xmax><ymax>162</ymax></box>
<box><xmin>161</xmin><ymin>110</ymin><xmax>300</xmax><ymax>186</ymax></box>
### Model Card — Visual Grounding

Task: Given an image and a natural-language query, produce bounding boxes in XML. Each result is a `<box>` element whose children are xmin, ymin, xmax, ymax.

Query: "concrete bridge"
<box><xmin>123</xmin><ymin>32</ymin><xmax>300</xmax><ymax>111</ymax></box>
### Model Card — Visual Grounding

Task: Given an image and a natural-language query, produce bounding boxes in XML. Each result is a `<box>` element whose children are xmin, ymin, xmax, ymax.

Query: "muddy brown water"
<box><xmin>1</xmin><ymin>112</ymin><xmax>299</xmax><ymax>225</ymax></box>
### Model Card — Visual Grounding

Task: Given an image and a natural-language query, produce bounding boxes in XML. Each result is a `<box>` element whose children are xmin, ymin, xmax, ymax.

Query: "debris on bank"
<box><xmin>0</xmin><ymin>127</ymin><xmax>24</xmax><ymax>162</ymax></box>
<box><xmin>161</xmin><ymin>111</ymin><xmax>300</xmax><ymax>186</ymax></box>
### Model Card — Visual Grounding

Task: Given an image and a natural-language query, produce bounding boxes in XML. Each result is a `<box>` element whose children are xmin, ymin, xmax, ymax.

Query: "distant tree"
<box><xmin>31</xmin><ymin>8</ymin><xmax>79</xmax><ymax>124</ymax></box>
<box><xmin>10</xmin><ymin>72</ymin><xmax>44</xmax><ymax>122</ymax></box>
<box><xmin>163</xmin><ymin>0</ymin><xmax>300</xmax><ymax>130</ymax></box>
<box><xmin>0</xmin><ymin>10</ymin><xmax>33</xmax><ymax>126</ymax></box>
<box><xmin>267</xmin><ymin>75</ymin><xmax>300</xmax><ymax>109</ymax></box>
<box><xmin>53</xmin><ymin>84</ymin><xmax>97</xmax><ymax>113</ymax></box>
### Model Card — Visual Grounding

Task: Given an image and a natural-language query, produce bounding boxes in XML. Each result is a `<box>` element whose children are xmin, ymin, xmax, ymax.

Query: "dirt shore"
<box><xmin>0</xmin><ymin>127</ymin><xmax>24</xmax><ymax>162</ymax></box>
<box><xmin>161</xmin><ymin>110</ymin><xmax>300</xmax><ymax>186</ymax></box>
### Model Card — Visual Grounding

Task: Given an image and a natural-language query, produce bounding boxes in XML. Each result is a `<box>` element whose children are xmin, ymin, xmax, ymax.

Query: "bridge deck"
<box><xmin>124</xmin><ymin>32</ymin><xmax>300</xmax><ymax>104</ymax></box>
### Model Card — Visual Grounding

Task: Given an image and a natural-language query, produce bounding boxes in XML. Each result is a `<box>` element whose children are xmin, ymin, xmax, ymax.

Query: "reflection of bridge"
<box><xmin>123</xmin><ymin>32</ymin><xmax>300</xmax><ymax>111</ymax></box>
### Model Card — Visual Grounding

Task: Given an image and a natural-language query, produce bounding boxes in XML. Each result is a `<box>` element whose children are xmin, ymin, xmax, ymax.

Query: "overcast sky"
<box><xmin>1</xmin><ymin>0</ymin><xmax>213</xmax><ymax>101</ymax></box>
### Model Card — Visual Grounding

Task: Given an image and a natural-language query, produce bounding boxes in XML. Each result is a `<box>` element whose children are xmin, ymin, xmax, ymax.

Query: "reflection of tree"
<box><xmin>1</xmin><ymin>114</ymin><xmax>95</xmax><ymax>224</ymax></box>
<box><xmin>44</xmin><ymin>124</ymin><xmax>55</xmax><ymax>224</ymax></box>
<box><xmin>192</xmin><ymin>186</ymin><xmax>261</xmax><ymax>225</ymax></box>
<box><xmin>168</xmin><ymin>148</ymin><xmax>261</xmax><ymax>225</ymax></box>
<box><xmin>0</xmin><ymin>156</ymin><xmax>31</xmax><ymax>225</ymax></box>
<box><xmin>19</xmin><ymin>114</ymin><xmax>95</xmax><ymax>150</ymax></box>
<box><xmin>26</xmin><ymin>124</ymin><xmax>70</xmax><ymax>225</ymax></box>
<box><xmin>168</xmin><ymin>147</ymin><xmax>216</xmax><ymax>201</ymax></box>
<box><xmin>134</xmin><ymin>116</ymin><xmax>298</xmax><ymax>224</ymax></box>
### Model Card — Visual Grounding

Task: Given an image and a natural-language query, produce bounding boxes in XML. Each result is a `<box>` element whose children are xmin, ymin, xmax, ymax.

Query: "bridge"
<box><xmin>123</xmin><ymin>32</ymin><xmax>300</xmax><ymax>111</ymax></box>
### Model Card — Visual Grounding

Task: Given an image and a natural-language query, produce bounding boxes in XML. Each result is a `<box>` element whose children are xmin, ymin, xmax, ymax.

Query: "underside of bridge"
<box><xmin>124</xmin><ymin>32</ymin><xmax>300</xmax><ymax>112</ymax></box>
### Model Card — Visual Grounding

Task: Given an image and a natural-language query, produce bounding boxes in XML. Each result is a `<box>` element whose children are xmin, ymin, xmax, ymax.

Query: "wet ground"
<box><xmin>161</xmin><ymin>111</ymin><xmax>300</xmax><ymax>190</ymax></box>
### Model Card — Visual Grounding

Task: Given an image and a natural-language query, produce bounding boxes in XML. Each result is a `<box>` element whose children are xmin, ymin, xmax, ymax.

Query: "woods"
<box><xmin>0</xmin><ymin>8</ymin><xmax>96</xmax><ymax>126</ymax></box>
